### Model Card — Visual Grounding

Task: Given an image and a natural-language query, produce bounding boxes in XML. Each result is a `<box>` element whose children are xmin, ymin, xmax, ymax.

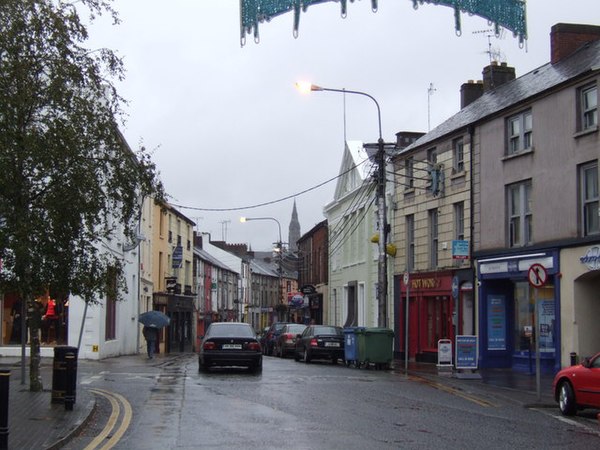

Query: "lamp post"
<box><xmin>240</xmin><ymin>217</ymin><xmax>284</xmax><ymax>324</ymax></box>
<box><xmin>296</xmin><ymin>82</ymin><xmax>389</xmax><ymax>328</ymax></box>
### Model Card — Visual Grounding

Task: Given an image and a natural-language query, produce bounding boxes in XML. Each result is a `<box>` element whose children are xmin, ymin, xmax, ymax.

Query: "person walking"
<box><xmin>142</xmin><ymin>325</ymin><xmax>159</xmax><ymax>359</ymax></box>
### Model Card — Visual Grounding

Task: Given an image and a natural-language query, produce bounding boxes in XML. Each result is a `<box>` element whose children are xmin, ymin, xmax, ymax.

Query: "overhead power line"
<box><xmin>170</xmin><ymin>158</ymin><xmax>369</xmax><ymax>212</ymax></box>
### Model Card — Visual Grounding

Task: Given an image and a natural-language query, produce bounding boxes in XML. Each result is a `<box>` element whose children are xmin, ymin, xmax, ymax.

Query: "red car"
<box><xmin>552</xmin><ymin>351</ymin><xmax>600</xmax><ymax>415</ymax></box>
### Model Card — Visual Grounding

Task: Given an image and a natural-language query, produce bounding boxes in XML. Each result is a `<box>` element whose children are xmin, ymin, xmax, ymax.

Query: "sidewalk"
<box><xmin>0</xmin><ymin>355</ymin><xmax>559</xmax><ymax>450</ymax></box>
<box><xmin>0</xmin><ymin>356</ymin><xmax>95</xmax><ymax>450</ymax></box>
<box><xmin>393</xmin><ymin>359</ymin><xmax>556</xmax><ymax>407</ymax></box>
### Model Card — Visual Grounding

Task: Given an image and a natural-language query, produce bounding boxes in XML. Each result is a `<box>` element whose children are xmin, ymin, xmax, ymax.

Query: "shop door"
<box><xmin>425</xmin><ymin>296</ymin><xmax>453</xmax><ymax>351</ymax></box>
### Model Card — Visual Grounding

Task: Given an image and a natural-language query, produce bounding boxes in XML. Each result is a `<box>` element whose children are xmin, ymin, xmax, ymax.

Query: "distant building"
<box><xmin>288</xmin><ymin>199</ymin><xmax>301</xmax><ymax>252</ymax></box>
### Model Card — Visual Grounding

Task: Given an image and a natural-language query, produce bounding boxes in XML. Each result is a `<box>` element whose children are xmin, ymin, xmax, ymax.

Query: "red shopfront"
<box><xmin>399</xmin><ymin>271</ymin><xmax>456</xmax><ymax>363</ymax></box>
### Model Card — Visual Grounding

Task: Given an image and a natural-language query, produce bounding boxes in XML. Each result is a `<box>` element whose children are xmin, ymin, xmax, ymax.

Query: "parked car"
<box><xmin>274</xmin><ymin>323</ymin><xmax>307</xmax><ymax>358</ymax></box>
<box><xmin>294</xmin><ymin>325</ymin><xmax>344</xmax><ymax>364</ymax></box>
<box><xmin>198</xmin><ymin>322</ymin><xmax>262</xmax><ymax>374</ymax></box>
<box><xmin>263</xmin><ymin>321</ymin><xmax>290</xmax><ymax>356</ymax></box>
<box><xmin>257</xmin><ymin>326</ymin><xmax>269</xmax><ymax>351</ymax></box>
<box><xmin>552</xmin><ymin>351</ymin><xmax>600</xmax><ymax>415</ymax></box>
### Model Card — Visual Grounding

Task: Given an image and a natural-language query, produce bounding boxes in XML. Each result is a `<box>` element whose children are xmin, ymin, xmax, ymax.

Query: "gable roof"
<box><xmin>396</xmin><ymin>39</ymin><xmax>600</xmax><ymax>156</ymax></box>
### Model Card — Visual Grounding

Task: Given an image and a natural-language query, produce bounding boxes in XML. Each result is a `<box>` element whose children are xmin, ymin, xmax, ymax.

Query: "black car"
<box><xmin>198</xmin><ymin>322</ymin><xmax>262</xmax><ymax>373</ymax></box>
<box><xmin>294</xmin><ymin>325</ymin><xmax>344</xmax><ymax>364</ymax></box>
<box><xmin>263</xmin><ymin>321</ymin><xmax>290</xmax><ymax>356</ymax></box>
<box><xmin>274</xmin><ymin>323</ymin><xmax>307</xmax><ymax>358</ymax></box>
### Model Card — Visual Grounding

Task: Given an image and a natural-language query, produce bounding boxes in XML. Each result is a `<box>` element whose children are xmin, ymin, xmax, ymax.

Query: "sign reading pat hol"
<box><xmin>580</xmin><ymin>246</ymin><xmax>600</xmax><ymax>270</ymax></box>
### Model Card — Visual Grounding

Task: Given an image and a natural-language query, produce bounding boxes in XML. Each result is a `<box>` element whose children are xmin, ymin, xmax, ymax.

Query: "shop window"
<box><xmin>514</xmin><ymin>281</ymin><xmax>555</xmax><ymax>354</ymax></box>
<box><xmin>426</xmin><ymin>296</ymin><xmax>451</xmax><ymax>350</ymax></box>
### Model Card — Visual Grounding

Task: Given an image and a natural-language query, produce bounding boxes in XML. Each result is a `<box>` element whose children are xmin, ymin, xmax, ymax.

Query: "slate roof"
<box><xmin>250</xmin><ymin>259</ymin><xmax>279</xmax><ymax>277</ymax></box>
<box><xmin>194</xmin><ymin>247</ymin><xmax>235</xmax><ymax>273</ymax></box>
<box><xmin>395</xmin><ymin>39</ymin><xmax>600</xmax><ymax>156</ymax></box>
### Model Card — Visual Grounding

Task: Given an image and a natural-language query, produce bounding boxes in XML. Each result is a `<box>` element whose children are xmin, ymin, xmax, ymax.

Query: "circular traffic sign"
<box><xmin>528</xmin><ymin>263</ymin><xmax>547</xmax><ymax>288</ymax></box>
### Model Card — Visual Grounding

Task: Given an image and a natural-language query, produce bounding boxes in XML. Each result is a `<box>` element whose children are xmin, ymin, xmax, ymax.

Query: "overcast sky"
<box><xmin>88</xmin><ymin>0</ymin><xmax>600</xmax><ymax>250</ymax></box>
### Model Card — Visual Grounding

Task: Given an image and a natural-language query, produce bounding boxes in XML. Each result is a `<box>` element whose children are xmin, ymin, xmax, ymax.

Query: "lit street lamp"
<box><xmin>296</xmin><ymin>81</ymin><xmax>389</xmax><ymax>328</ymax></box>
<box><xmin>240</xmin><ymin>216</ymin><xmax>284</xmax><ymax>323</ymax></box>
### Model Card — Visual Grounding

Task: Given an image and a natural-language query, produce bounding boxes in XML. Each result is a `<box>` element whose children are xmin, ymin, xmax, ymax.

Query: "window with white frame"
<box><xmin>507</xmin><ymin>110</ymin><xmax>532</xmax><ymax>155</ymax></box>
<box><xmin>508</xmin><ymin>180</ymin><xmax>532</xmax><ymax>247</ymax></box>
<box><xmin>580</xmin><ymin>161</ymin><xmax>599</xmax><ymax>236</ymax></box>
<box><xmin>581</xmin><ymin>84</ymin><xmax>598</xmax><ymax>131</ymax></box>
<box><xmin>454</xmin><ymin>202</ymin><xmax>465</xmax><ymax>240</ymax></box>
<box><xmin>453</xmin><ymin>137</ymin><xmax>464</xmax><ymax>173</ymax></box>
<box><xmin>406</xmin><ymin>214</ymin><xmax>415</xmax><ymax>271</ymax></box>
<box><xmin>428</xmin><ymin>209</ymin><xmax>438</xmax><ymax>268</ymax></box>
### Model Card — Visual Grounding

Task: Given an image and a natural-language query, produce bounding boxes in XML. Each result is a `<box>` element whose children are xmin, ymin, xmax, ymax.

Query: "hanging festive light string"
<box><xmin>240</xmin><ymin>0</ymin><xmax>527</xmax><ymax>46</ymax></box>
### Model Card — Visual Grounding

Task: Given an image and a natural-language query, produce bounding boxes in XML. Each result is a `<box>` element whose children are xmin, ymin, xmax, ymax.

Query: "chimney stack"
<box><xmin>460</xmin><ymin>80</ymin><xmax>484</xmax><ymax>109</ymax></box>
<box><xmin>551</xmin><ymin>23</ymin><xmax>600</xmax><ymax>64</ymax></box>
<box><xmin>482</xmin><ymin>61</ymin><xmax>516</xmax><ymax>92</ymax></box>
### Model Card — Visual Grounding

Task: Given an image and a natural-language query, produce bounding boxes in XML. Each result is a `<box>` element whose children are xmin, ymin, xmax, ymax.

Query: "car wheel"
<box><xmin>250</xmin><ymin>360</ymin><xmax>263</xmax><ymax>374</ymax></box>
<box><xmin>198</xmin><ymin>359</ymin><xmax>208</xmax><ymax>373</ymax></box>
<box><xmin>303</xmin><ymin>348</ymin><xmax>311</xmax><ymax>363</ymax></box>
<box><xmin>294</xmin><ymin>349</ymin><xmax>300</xmax><ymax>361</ymax></box>
<box><xmin>332</xmin><ymin>357</ymin><xmax>338</xmax><ymax>365</ymax></box>
<box><xmin>558</xmin><ymin>381</ymin><xmax>577</xmax><ymax>416</ymax></box>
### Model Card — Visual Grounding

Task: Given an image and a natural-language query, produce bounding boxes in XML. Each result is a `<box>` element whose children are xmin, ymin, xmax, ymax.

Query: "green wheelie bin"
<box><xmin>356</xmin><ymin>327</ymin><xmax>394</xmax><ymax>370</ymax></box>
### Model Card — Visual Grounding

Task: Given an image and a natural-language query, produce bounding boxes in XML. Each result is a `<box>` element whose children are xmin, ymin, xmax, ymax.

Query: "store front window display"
<box><xmin>2</xmin><ymin>292</ymin><xmax>69</xmax><ymax>346</ymax></box>
<box><xmin>514</xmin><ymin>281</ymin><xmax>555</xmax><ymax>355</ymax></box>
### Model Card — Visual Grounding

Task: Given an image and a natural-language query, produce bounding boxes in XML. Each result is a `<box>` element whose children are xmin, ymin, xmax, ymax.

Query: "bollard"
<box><xmin>64</xmin><ymin>352</ymin><xmax>75</xmax><ymax>411</ymax></box>
<box><xmin>570</xmin><ymin>352</ymin><xmax>578</xmax><ymax>366</ymax></box>
<box><xmin>0</xmin><ymin>369</ymin><xmax>10</xmax><ymax>450</ymax></box>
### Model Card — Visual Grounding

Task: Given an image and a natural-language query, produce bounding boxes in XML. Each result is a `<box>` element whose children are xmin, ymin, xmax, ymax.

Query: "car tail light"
<box><xmin>283</xmin><ymin>333</ymin><xmax>293</xmax><ymax>340</ymax></box>
<box><xmin>310</xmin><ymin>338</ymin><xmax>318</xmax><ymax>347</ymax></box>
<box><xmin>247</xmin><ymin>342</ymin><xmax>261</xmax><ymax>351</ymax></box>
<box><xmin>203</xmin><ymin>341</ymin><xmax>216</xmax><ymax>350</ymax></box>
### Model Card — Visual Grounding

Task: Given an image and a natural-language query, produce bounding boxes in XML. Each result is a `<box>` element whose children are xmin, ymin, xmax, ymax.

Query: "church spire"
<box><xmin>288</xmin><ymin>199</ymin><xmax>301</xmax><ymax>252</ymax></box>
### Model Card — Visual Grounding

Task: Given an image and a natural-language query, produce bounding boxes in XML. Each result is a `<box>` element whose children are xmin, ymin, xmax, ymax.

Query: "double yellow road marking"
<box><xmin>409</xmin><ymin>375</ymin><xmax>497</xmax><ymax>407</ymax></box>
<box><xmin>84</xmin><ymin>388</ymin><xmax>133</xmax><ymax>450</ymax></box>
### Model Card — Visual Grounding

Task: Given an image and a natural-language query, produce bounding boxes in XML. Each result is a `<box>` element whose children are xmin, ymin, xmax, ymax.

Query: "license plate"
<box><xmin>324</xmin><ymin>342</ymin><xmax>339</xmax><ymax>347</ymax></box>
<box><xmin>222</xmin><ymin>344</ymin><xmax>242</xmax><ymax>350</ymax></box>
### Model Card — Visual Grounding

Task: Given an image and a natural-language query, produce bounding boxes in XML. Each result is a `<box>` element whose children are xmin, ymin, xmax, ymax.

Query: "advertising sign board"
<box><xmin>456</xmin><ymin>335</ymin><xmax>478</xmax><ymax>370</ymax></box>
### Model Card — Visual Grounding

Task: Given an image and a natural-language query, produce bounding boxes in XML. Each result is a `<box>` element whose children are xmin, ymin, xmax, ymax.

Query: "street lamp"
<box><xmin>240</xmin><ymin>216</ymin><xmax>284</xmax><ymax>323</ymax></box>
<box><xmin>296</xmin><ymin>81</ymin><xmax>389</xmax><ymax>328</ymax></box>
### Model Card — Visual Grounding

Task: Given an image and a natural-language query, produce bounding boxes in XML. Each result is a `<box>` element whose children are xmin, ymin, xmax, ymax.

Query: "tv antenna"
<box><xmin>219</xmin><ymin>220</ymin><xmax>231</xmax><ymax>241</ymax></box>
<box><xmin>191</xmin><ymin>216</ymin><xmax>203</xmax><ymax>231</ymax></box>
<box><xmin>427</xmin><ymin>83</ymin><xmax>436</xmax><ymax>131</ymax></box>
<box><xmin>473</xmin><ymin>29</ymin><xmax>505</xmax><ymax>64</ymax></box>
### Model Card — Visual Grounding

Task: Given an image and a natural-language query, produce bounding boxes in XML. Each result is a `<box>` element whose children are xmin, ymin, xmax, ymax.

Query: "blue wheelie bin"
<box><xmin>343</xmin><ymin>327</ymin><xmax>364</xmax><ymax>368</ymax></box>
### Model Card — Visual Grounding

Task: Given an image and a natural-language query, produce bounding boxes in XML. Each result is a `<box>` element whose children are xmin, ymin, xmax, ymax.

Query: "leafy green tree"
<box><xmin>0</xmin><ymin>0</ymin><xmax>164</xmax><ymax>390</ymax></box>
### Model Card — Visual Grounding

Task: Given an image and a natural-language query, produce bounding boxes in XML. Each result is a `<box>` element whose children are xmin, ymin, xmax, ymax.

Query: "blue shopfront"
<box><xmin>477</xmin><ymin>250</ymin><xmax>559</xmax><ymax>374</ymax></box>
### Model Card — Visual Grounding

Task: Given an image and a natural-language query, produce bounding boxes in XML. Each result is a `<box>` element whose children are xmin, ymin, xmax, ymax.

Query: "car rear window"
<box><xmin>313</xmin><ymin>326</ymin><xmax>341</xmax><ymax>335</ymax></box>
<box><xmin>286</xmin><ymin>324</ymin><xmax>306</xmax><ymax>334</ymax></box>
<box><xmin>208</xmin><ymin>324</ymin><xmax>255</xmax><ymax>338</ymax></box>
